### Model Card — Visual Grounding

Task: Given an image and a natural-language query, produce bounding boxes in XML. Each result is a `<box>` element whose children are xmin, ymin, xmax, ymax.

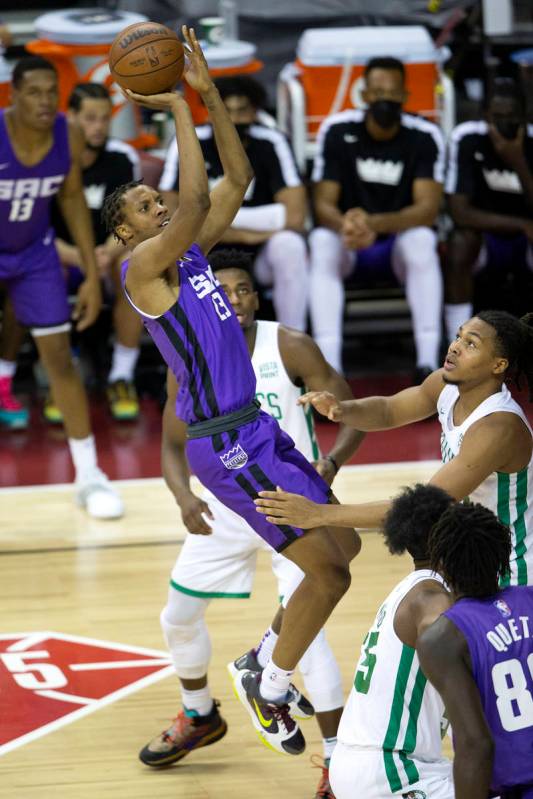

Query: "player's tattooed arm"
<box><xmin>162</xmin><ymin>371</ymin><xmax>213</xmax><ymax>535</ymax></box>
<box><xmin>417</xmin><ymin>617</ymin><xmax>494</xmax><ymax>799</ymax></box>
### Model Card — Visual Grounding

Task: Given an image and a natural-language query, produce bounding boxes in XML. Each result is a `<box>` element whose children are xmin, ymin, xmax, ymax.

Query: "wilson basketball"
<box><xmin>109</xmin><ymin>22</ymin><xmax>184</xmax><ymax>95</ymax></box>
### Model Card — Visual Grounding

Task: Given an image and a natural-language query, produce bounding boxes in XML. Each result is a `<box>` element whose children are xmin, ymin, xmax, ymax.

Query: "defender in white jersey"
<box><xmin>330</xmin><ymin>483</ymin><xmax>454</xmax><ymax>799</ymax></box>
<box><xmin>255</xmin><ymin>311</ymin><xmax>533</xmax><ymax>586</ymax></box>
<box><xmin>140</xmin><ymin>252</ymin><xmax>364</xmax><ymax>798</ymax></box>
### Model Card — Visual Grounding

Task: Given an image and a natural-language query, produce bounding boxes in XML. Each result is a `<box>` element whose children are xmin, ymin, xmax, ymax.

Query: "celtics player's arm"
<box><xmin>56</xmin><ymin>122</ymin><xmax>102</xmax><ymax>330</ymax></box>
<box><xmin>417</xmin><ymin>617</ymin><xmax>494</xmax><ymax>798</ymax></box>
<box><xmin>429</xmin><ymin>412</ymin><xmax>530</xmax><ymax>501</ymax></box>
<box><xmin>279</xmin><ymin>326</ymin><xmax>365</xmax><ymax>481</ymax></box>
<box><xmin>162</xmin><ymin>371</ymin><xmax>213</xmax><ymax>535</ymax></box>
<box><xmin>299</xmin><ymin>368</ymin><xmax>443</xmax><ymax>429</ymax></box>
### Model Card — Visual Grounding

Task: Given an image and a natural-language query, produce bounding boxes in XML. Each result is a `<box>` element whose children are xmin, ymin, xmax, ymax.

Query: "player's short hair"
<box><xmin>12</xmin><ymin>56</ymin><xmax>57</xmax><ymax>88</ymax></box>
<box><xmin>476</xmin><ymin>310</ymin><xmax>533</xmax><ymax>401</ymax></box>
<box><xmin>214</xmin><ymin>75</ymin><xmax>267</xmax><ymax>110</ymax></box>
<box><xmin>488</xmin><ymin>76</ymin><xmax>525</xmax><ymax>114</ymax></box>
<box><xmin>68</xmin><ymin>82</ymin><xmax>111</xmax><ymax>111</ymax></box>
<box><xmin>101</xmin><ymin>179</ymin><xmax>144</xmax><ymax>244</ymax></box>
<box><xmin>210</xmin><ymin>249</ymin><xmax>255</xmax><ymax>286</ymax></box>
<box><xmin>364</xmin><ymin>57</ymin><xmax>405</xmax><ymax>82</ymax></box>
<box><xmin>428</xmin><ymin>502</ymin><xmax>512</xmax><ymax>597</ymax></box>
<box><xmin>383</xmin><ymin>483</ymin><xmax>454</xmax><ymax>561</ymax></box>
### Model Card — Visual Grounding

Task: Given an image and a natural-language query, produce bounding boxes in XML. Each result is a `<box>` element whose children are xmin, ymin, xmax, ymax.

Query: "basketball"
<box><xmin>109</xmin><ymin>22</ymin><xmax>184</xmax><ymax>95</ymax></box>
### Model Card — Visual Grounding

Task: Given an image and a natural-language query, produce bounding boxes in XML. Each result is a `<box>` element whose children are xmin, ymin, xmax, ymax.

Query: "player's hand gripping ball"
<box><xmin>109</xmin><ymin>21</ymin><xmax>184</xmax><ymax>95</ymax></box>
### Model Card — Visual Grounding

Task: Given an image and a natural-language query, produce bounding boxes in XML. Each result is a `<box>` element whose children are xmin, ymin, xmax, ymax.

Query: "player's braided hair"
<box><xmin>101</xmin><ymin>179</ymin><xmax>143</xmax><ymax>245</ymax></box>
<box><xmin>428</xmin><ymin>502</ymin><xmax>512</xmax><ymax>597</ymax></box>
<box><xmin>383</xmin><ymin>483</ymin><xmax>454</xmax><ymax>561</ymax></box>
<box><xmin>476</xmin><ymin>310</ymin><xmax>533</xmax><ymax>400</ymax></box>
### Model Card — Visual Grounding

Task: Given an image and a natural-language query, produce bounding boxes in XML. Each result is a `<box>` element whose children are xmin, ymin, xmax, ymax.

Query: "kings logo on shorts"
<box><xmin>220</xmin><ymin>444</ymin><xmax>248</xmax><ymax>470</ymax></box>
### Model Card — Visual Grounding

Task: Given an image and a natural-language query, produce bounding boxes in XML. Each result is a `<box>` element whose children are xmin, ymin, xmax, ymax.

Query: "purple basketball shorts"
<box><xmin>186</xmin><ymin>409</ymin><xmax>330</xmax><ymax>552</ymax></box>
<box><xmin>0</xmin><ymin>231</ymin><xmax>70</xmax><ymax>329</ymax></box>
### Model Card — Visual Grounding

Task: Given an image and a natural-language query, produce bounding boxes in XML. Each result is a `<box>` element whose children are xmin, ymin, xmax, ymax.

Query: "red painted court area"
<box><xmin>1</xmin><ymin>376</ymin><xmax>532</xmax><ymax>487</ymax></box>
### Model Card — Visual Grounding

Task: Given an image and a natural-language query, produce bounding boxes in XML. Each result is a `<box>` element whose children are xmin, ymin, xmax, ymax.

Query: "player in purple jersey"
<box><xmin>0</xmin><ymin>56</ymin><xmax>122</xmax><ymax>518</ymax></box>
<box><xmin>102</xmin><ymin>27</ymin><xmax>361</xmax><ymax>757</ymax></box>
<box><xmin>417</xmin><ymin>500</ymin><xmax>533</xmax><ymax>799</ymax></box>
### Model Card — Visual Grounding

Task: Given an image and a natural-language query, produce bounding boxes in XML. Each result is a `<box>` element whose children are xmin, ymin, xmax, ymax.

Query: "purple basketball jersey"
<box><xmin>445</xmin><ymin>587</ymin><xmax>533</xmax><ymax>793</ymax></box>
<box><xmin>0</xmin><ymin>111</ymin><xmax>70</xmax><ymax>253</ymax></box>
<box><xmin>122</xmin><ymin>243</ymin><xmax>256</xmax><ymax>423</ymax></box>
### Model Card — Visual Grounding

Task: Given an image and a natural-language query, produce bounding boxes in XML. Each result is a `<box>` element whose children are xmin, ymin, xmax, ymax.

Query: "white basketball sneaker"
<box><xmin>76</xmin><ymin>468</ymin><xmax>124</xmax><ymax>519</ymax></box>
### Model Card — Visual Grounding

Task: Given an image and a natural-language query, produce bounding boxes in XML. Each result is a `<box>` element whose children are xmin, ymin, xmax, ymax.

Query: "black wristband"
<box><xmin>324</xmin><ymin>454</ymin><xmax>339</xmax><ymax>474</ymax></box>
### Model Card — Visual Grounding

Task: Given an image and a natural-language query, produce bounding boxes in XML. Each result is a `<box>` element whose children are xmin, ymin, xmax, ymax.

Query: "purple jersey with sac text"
<box><xmin>0</xmin><ymin>111</ymin><xmax>70</xmax><ymax>253</ymax></box>
<box><xmin>121</xmin><ymin>243</ymin><xmax>256</xmax><ymax>423</ymax></box>
<box><xmin>444</xmin><ymin>587</ymin><xmax>533</xmax><ymax>794</ymax></box>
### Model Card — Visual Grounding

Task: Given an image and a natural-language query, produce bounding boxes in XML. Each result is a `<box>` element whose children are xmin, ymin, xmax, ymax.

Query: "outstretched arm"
<box><xmin>176</xmin><ymin>28</ymin><xmax>253</xmax><ymax>254</ymax></box>
<box><xmin>279</xmin><ymin>326</ymin><xmax>364</xmax><ymax>484</ymax></box>
<box><xmin>417</xmin><ymin>617</ymin><xmax>494</xmax><ymax>799</ymax></box>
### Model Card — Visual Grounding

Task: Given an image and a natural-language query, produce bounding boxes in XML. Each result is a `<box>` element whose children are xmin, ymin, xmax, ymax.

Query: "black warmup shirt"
<box><xmin>445</xmin><ymin>120</ymin><xmax>533</xmax><ymax>219</ymax></box>
<box><xmin>159</xmin><ymin>122</ymin><xmax>302</xmax><ymax>205</ymax></box>
<box><xmin>52</xmin><ymin>138</ymin><xmax>140</xmax><ymax>246</ymax></box>
<box><xmin>311</xmin><ymin>108</ymin><xmax>445</xmax><ymax>214</ymax></box>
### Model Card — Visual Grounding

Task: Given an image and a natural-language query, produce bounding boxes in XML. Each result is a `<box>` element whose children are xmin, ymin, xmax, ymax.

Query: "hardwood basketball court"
<box><xmin>1</xmin><ymin>461</ymin><xmax>439</xmax><ymax>798</ymax></box>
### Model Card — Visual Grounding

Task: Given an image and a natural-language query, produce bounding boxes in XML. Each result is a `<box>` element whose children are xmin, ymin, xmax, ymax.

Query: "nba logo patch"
<box><xmin>494</xmin><ymin>598</ymin><xmax>512</xmax><ymax>618</ymax></box>
<box><xmin>220</xmin><ymin>444</ymin><xmax>248</xmax><ymax>470</ymax></box>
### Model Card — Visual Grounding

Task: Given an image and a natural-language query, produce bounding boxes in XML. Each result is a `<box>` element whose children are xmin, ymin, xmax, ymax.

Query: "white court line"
<box><xmin>7</xmin><ymin>633</ymin><xmax>51</xmax><ymax>652</ymax></box>
<box><xmin>34</xmin><ymin>690</ymin><xmax>95</xmax><ymax>705</ymax></box>
<box><xmin>0</xmin><ymin>664</ymin><xmax>175</xmax><ymax>757</ymax></box>
<box><xmin>0</xmin><ymin>461</ymin><xmax>442</xmax><ymax>496</ymax></box>
<box><xmin>70</xmin><ymin>658</ymin><xmax>171</xmax><ymax>671</ymax></box>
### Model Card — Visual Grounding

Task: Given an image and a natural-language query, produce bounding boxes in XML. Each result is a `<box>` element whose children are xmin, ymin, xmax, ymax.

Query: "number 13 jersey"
<box><xmin>0</xmin><ymin>110</ymin><xmax>70</xmax><ymax>253</ymax></box>
<box><xmin>337</xmin><ymin>570</ymin><xmax>447</xmax><ymax>794</ymax></box>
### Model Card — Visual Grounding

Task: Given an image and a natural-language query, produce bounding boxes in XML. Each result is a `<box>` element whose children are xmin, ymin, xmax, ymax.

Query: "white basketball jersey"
<box><xmin>337</xmin><ymin>570</ymin><xmax>448</xmax><ymax>794</ymax></box>
<box><xmin>252</xmin><ymin>320</ymin><xmax>320</xmax><ymax>462</ymax></box>
<box><xmin>438</xmin><ymin>383</ymin><xmax>533</xmax><ymax>586</ymax></box>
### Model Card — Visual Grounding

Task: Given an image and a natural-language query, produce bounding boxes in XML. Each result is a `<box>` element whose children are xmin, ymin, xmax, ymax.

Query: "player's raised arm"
<box><xmin>123</xmin><ymin>88</ymin><xmax>210</xmax><ymax>278</ymax></box>
<box><xmin>178</xmin><ymin>28</ymin><xmax>253</xmax><ymax>254</ymax></box>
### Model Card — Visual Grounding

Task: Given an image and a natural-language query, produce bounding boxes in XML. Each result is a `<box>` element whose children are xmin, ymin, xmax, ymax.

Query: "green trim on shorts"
<box><xmin>170</xmin><ymin>578</ymin><xmax>251</xmax><ymax>599</ymax></box>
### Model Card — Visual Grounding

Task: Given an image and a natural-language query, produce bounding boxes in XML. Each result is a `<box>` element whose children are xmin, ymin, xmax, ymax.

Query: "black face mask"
<box><xmin>234</xmin><ymin>123</ymin><xmax>250</xmax><ymax>140</ymax></box>
<box><xmin>369</xmin><ymin>100</ymin><xmax>402</xmax><ymax>130</ymax></box>
<box><xmin>494</xmin><ymin>120</ymin><xmax>521</xmax><ymax>141</ymax></box>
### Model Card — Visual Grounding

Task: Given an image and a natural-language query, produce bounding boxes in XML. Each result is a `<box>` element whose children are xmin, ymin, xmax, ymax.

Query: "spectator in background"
<box><xmin>51</xmin><ymin>82</ymin><xmax>143</xmax><ymax>422</ymax></box>
<box><xmin>309</xmin><ymin>57</ymin><xmax>444</xmax><ymax>381</ymax></box>
<box><xmin>159</xmin><ymin>75</ymin><xmax>309</xmax><ymax>332</ymax></box>
<box><xmin>444</xmin><ymin>78</ymin><xmax>533</xmax><ymax>343</ymax></box>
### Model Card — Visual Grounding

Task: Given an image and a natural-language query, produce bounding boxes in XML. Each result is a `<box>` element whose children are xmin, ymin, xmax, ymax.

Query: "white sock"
<box><xmin>415</xmin><ymin>332</ymin><xmax>441</xmax><ymax>370</ymax></box>
<box><xmin>0</xmin><ymin>359</ymin><xmax>16</xmax><ymax>379</ymax></box>
<box><xmin>308</xmin><ymin>228</ymin><xmax>346</xmax><ymax>373</ymax></box>
<box><xmin>444</xmin><ymin>302</ymin><xmax>472</xmax><ymax>344</ymax></box>
<box><xmin>323</xmin><ymin>736</ymin><xmax>337</xmax><ymax>763</ymax></box>
<box><xmin>108</xmin><ymin>343</ymin><xmax>139</xmax><ymax>384</ymax></box>
<box><xmin>255</xmin><ymin>627</ymin><xmax>278</xmax><ymax>669</ymax></box>
<box><xmin>69</xmin><ymin>435</ymin><xmax>98</xmax><ymax>480</ymax></box>
<box><xmin>180</xmin><ymin>685</ymin><xmax>214</xmax><ymax>717</ymax></box>
<box><xmin>259</xmin><ymin>658</ymin><xmax>295</xmax><ymax>703</ymax></box>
